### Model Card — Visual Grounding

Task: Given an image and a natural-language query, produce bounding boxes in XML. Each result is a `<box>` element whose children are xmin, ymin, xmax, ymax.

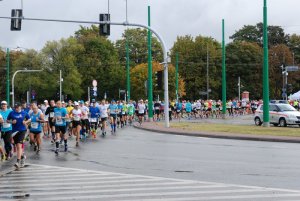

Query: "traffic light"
<box><xmin>11</xmin><ymin>9</ymin><xmax>22</xmax><ymax>31</ymax></box>
<box><xmin>155</xmin><ymin>70</ymin><xmax>163</xmax><ymax>90</ymax></box>
<box><xmin>99</xmin><ymin>14</ymin><xmax>110</xmax><ymax>36</ymax></box>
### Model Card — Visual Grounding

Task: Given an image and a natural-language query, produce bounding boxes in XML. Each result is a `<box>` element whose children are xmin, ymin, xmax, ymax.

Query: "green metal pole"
<box><xmin>263</xmin><ymin>0</ymin><xmax>270</xmax><ymax>127</ymax></box>
<box><xmin>222</xmin><ymin>19</ymin><xmax>226</xmax><ymax>118</ymax></box>
<box><xmin>175</xmin><ymin>53</ymin><xmax>179</xmax><ymax>102</ymax></box>
<box><xmin>126</xmin><ymin>39</ymin><xmax>130</xmax><ymax>101</ymax></box>
<box><xmin>6</xmin><ymin>48</ymin><xmax>10</xmax><ymax>106</ymax></box>
<box><xmin>147</xmin><ymin>5</ymin><xmax>153</xmax><ymax>120</ymax></box>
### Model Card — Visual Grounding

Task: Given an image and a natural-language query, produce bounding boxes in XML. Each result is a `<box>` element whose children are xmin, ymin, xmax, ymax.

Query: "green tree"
<box><xmin>115</xmin><ymin>28</ymin><xmax>163</xmax><ymax>67</ymax></box>
<box><xmin>226</xmin><ymin>41</ymin><xmax>263</xmax><ymax>100</ymax></box>
<box><xmin>75</xmin><ymin>25</ymin><xmax>125</xmax><ymax>100</ymax></box>
<box><xmin>171</xmin><ymin>35</ymin><xmax>222</xmax><ymax>100</ymax></box>
<box><xmin>130</xmin><ymin>62</ymin><xmax>185</xmax><ymax>101</ymax></box>
<box><xmin>230</xmin><ymin>23</ymin><xmax>289</xmax><ymax>47</ymax></box>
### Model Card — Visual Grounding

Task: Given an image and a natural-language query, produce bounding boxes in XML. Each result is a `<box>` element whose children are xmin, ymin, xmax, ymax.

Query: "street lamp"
<box><xmin>11</xmin><ymin>69</ymin><xmax>43</xmax><ymax>106</ymax></box>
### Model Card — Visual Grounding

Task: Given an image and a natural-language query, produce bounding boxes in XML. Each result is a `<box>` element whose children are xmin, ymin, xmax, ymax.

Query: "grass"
<box><xmin>167</xmin><ymin>122</ymin><xmax>300</xmax><ymax>137</ymax></box>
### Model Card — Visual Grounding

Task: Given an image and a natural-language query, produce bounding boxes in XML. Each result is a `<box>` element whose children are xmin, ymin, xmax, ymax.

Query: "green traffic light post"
<box><xmin>126</xmin><ymin>39</ymin><xmax>130</xmax><ymax>101</ymax></box>
<box><xmin>263</xmin><ymin>0</ymin><xmax>270</xmax><ymax>127</ymax></box>
<box><xmin>147</xmin><ymin>6</ymin><xmax>153</xmax><ymax>121</ymax></box>
<box><xmin>222</xmin><ymin>19</ymin><xmax>226</xmax><ymax>118</ymax></box>
<box><xmin>175</xmin><ymin>53</ymin><xmax>179</xmax><ymax>102</ymax></box>
<box><xmin>6</xmin><ymin>48</ymin><xmax>10</xmax><ymax>106</ymax></box>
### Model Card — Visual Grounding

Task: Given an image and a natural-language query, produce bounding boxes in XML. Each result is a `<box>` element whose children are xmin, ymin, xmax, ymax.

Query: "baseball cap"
<box><xmin>80</xmin><ymin>100</ymin><xmax>84</xmax><ymax>104</ymax></box>
<box><xmin>44</xmin><ymin>100</ymin><xmax>48</xmax><ymax>103</ymax></box>
<box><xmin>1</xmin><ymin>101</ymin><xmax>7</xmax><ymax>105</ymax></box>
<box><xmin>14</xmin><ymin>102</ymin><xmax>21</xmax><ymax>108</ymax></box>
<box><xmin>74</xmin><ymin>101</ymin><xmax>79</xmax><ymax>106</ymax></box>
<box><xmin>92</xmin><ymin>99</ymin><xmax>96</xmax><ymax>103</ymax></box>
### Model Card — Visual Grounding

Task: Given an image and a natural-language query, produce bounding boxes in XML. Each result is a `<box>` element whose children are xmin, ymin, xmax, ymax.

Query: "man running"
<box><xmin>71</xmin><ymin>102</ymin><xmax>82</xmax><ymax>146</ymax></box>
<box><xmin>29</xmin><ymin>103</ymin><xmax>44</xmax><ymax>153</ymax></box>
<box><xmin>137</xmin><ymin>99</ymin><xmax>146</xmax><ymax>125</ymax></box>
<box><xmin>127</xmin><ymin>100</ymin><xmax>135</xmax><ymax>126</ymax></box>
<box><xmin>0</xmin><ymin>101</ymin><xmax>13</xmax><ymax>160</ymax></box>
<box><xmin>99</xmin><ymin>100</ymin><xmax>108</xmax><ymax>136</ymax></box>
<box><xmin>45</xmin><ymin>100</ymin><xmax>56</xmax><ymax>143</ymax></box>
<box><xmin>53</xmin><ymin>101</ymin><xmax>68</xmax><ymax>154</ymax></box>
<box><xmin>89</xmin><ymin>100</ymin><xmax>100</xmax><ymax>137</ymax></box>
<box><xmin>108</xmin><ymin>100</ymin><xmax>118</xmax><ymax>133</ymax></box>
<box><xmin>7</xmin><ymin>103</ymin><xmax>31</xmax><ymax>169</ymax></box>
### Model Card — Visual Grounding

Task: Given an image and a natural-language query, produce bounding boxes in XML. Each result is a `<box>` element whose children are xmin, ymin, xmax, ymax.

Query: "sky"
<box><xmin>0</xmin><ymin>0</ymin><xmax>300</xmax><ymax>51</ymax></box>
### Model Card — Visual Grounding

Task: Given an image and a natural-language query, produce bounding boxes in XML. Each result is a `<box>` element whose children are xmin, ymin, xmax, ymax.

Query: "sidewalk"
<box><xmin>133</xmin><ymin>121</ymin><xmax>300</xmax><ymax>144</ymax></box>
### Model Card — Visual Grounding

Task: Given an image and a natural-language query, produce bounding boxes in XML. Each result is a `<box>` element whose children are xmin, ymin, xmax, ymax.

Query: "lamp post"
<box><xmin>12</xmin><ymin>69</ymin><xmax>43</xmax><ymax>106</ymax></box>
<box><xmin>222</xmin><ymin>19</ymin><xmax>227</xmax><ymax>118</ymax></box>
<box><xmin>147</xmin><ymin>5</ymin><xmax>153</xmax><ymax>121</ymax></box>
<box><xmin>263</xmin><ymin>0</ymin><xmax>270</xmax><ymax>127</ymax></box>
<box><xmin>6</xmin><ymin>48</ymin><xmax>10</xmax><ymax>106</ymax></box>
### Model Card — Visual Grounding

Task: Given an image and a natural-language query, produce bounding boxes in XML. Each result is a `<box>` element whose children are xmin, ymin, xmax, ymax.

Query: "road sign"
<box><xmin>286</xmin><ymin>66</ymin><xmax>299</xmax><ymax>72</ymax></box>
<box><xmin>282</xmin><ymin>92</ymin><xmax>287</xmax><ymax>98</ymax></box>
<box><xmin>199</xmin><ymin>91</ymin><xmax>207</xmax><ymax>95</ymax></box>
<box><xmin>282</xmin><ymin>88</ymin><xmax>286</xmax><ymax>92</ymax></box>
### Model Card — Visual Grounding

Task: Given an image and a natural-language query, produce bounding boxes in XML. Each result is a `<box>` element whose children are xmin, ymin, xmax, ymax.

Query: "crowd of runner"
<box><xmin>0</xmin><ymin>97</ymin><xmax>275</xmax><ymax>169</ymax></box>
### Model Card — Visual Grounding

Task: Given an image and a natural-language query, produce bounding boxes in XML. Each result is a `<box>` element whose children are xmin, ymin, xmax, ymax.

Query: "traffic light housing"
<box><xmin>99</xmin><ymin>14</ymin><xmax>110</xmax><ymax>36</ymax></box>
<box><xmin>155</xmin><ymin>70</ymin><xmax>163</xmax><ymax>90</ymax></box>
<box><xmin>11</xmin><ymin>9</ymin><xmax>22</xmax><ymax>31</ymax></box>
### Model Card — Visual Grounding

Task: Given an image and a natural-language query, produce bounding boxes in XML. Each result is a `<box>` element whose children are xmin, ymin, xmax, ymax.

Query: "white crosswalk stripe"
<box><xmin>0</xmin><ymin>164</ymin><xmax>300</xmax><ymax>201</ymax></box>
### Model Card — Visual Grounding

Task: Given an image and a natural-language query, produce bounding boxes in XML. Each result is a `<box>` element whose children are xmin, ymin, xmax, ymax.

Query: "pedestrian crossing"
<box><xmin>0</xmin><ymin>164</ymin><xmax>300</xmax><ymax>201</ymax></box>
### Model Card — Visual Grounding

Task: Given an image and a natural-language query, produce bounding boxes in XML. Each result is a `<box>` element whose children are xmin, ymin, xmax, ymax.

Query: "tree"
<box><xmin>130</xmin><ymin>62</ymin><xmax>185</xmax><ymax>101</ymax></box>
<box><xmin>170</xmin><ymin>35</ymin><xmax>222</xmax><ymax>100</ymax></box>
<box><xmin>115</xmin><ymin>28</ymin><xmax>163</xmax><ymax>67</ymax></box>
<box><xmin>226</xmin><ymin>41</ymin><xmax>263</xmax><ymax>100</ymax></box>
<box><xmin>269</xmin><ymin>44</ymin><xmax>295</xmax><ymax>98</ymax></box>
<box><xmin>230</xmin><ymin>23</ymin><xmax>289</xmax><ymax>47</ymax></box>
<box><xmin>288</xmin><ymin>34</ymin><xmax>300</xmax><ymax>64</ymax></box>
<box><xmin>75</xmin><ymin>25</ymin><xmax>125</xmax><ymax>100</ymax></box>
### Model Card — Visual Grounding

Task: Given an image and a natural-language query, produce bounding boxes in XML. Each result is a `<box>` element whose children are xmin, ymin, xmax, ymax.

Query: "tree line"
<box><xmin>0</xmin><ymin>22</ymin><xmax>299</xmax><ymax>103</ymax></box>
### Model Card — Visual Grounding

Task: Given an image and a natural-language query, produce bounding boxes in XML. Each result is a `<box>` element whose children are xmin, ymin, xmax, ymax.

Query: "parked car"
<box><xmin>254</xmin><ymin>103</ymin><xmax>300</xmax><ymax>127</ymax></box>
<box><xmin>269</xmin><ymin>100</ymin><xmax>289</xmax><ymax>104</ymax></box>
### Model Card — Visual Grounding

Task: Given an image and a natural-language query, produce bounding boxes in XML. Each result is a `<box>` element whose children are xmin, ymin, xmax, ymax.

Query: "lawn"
<box><xmin>168</xmin><ymin>122</ymin><xmax>300</xmax><ymax>137</ymax></box>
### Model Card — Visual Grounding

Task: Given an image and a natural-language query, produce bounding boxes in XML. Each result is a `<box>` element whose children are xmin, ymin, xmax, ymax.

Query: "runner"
<box><xmin>0</xmin><ymin>113</ymin><xmax>6</xmax><ymax>161</ymax></box>
<box><xmin>137</xmin><ymin>99</ymin><xmax>146</xmax><ymax>125</ymax></box>
<box><xmin>89</xmin><ymin>100</ymin><xmax>100</xmax><ymax>138</ymax></box>
<box><xmin>45</xmin><ymin>100</ymin><xmax>56</xmax><ymax>143</ymax></box>
<box><xmin>41</xmin><ymin>100</ymin><xmax>50</xmax><ymax>137</ymax></box>
<box><xmin>71</xmin><ymin>102</ymin><xmax>82</xmax><ymax>146</ymax></box>
<box><xmin>79</xmin><ymin>101</ymin><xmax>90</xmax><ymax>137</ymax></box>
<box><xmin>29</xmin><ymin>103</ymin><xmax>44</xmax><ymax>153</ymax></box>
<box><xmin>154</xmin><ymin>101</ymin><xmax>161</xmax><ymax>121</ymax></box>
<box><xmin>127</xmin><ymin>100</ymin><xmax>135</xmax><ymax>126</ymax></box>
<box><xmin>99</xmin><ymin>100</ymin><xmax>108</xmax><ymax>136</ymax></box>
<box><xmin>7</xmin><ymin>103</ymin><xmax>31</xmax><ymax>169</ymax></box>
<box><xmin>108</xmin><ymin>100</ymin><xmax>118</xmax><ymax>133</ymax></box>
<box><xmin>185</xmin><ymin>100</ymin><xmax>192</xmax><ymax>120</ymax></box>
<box><xmin>53</xmin><ymin>101</ymin><xmax>68</xmax><ymax>154</ymax></box>
<box><xmin>66</xmin><ymin>100</ymin><xmax>74</xmax><ymax>136</ymax></box>
<box><xmin>0</xmin><ymin>101</ymin><xmax>13</xmax><ymax>160</ymax></box>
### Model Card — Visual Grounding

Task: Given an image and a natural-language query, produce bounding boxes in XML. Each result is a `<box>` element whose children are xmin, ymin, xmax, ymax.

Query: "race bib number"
<box><xmin>49</xmin><ymin>112</ymin><xmax>54</xmax><ymax>118</ymax></box>
<box><xmin>56</xmin><ymin>118</ymin><xmax>63</xmax><ymax>125</ymax></box>
<box><xmin>31</xmin><ymin>122</ymin><xmax>39</xmax><ymax>129</ymax></box>
<box><xmin>90</xmin><ymin>118</ymin><xmax>97</xmax><ymax>123</ymax></box>
<box><xmin>74</xmin><ymin>116</ymin><xmax>80</xmax><ymax>121</ymax></box>
<box><xmin>122</xmin><ymin>111</ymin><xmax>125</xmax><ymax>115</ymax></box>
<box><xmin>155</xmin><ymin>107</ymin><xmax>160</xmax><ymax>110</ymax></box>
<box><xmin>177</xmin><ymin>110</ymin><xmax>181</xmax><ymax>112</ymax></box>
<box><xmin>3</xmin><ymin>123</ymin><xmax>11</xmax><ymax>129</ymax></box>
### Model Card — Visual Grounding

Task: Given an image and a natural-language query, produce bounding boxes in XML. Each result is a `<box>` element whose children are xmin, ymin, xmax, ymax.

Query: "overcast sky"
<box><xmin>1</xmin><ymin>0</ymin><xmax>300</xmax><ymax>51</ymax></box>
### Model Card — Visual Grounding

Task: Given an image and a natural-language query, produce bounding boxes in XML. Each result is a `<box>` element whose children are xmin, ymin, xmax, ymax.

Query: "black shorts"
<box><xmin>81</xmin><ymin>119</ymin><xmax>90</xmax><ymax>127</ymax></box>
<box><xmin>176</xmin><ymin>110</ymin><xmax>181</xmax><ymax>114</ymax></box>
<box><xmin>138</xmin><ymin>113</ymin><xmax>144</xmax><ymax>117</ymax></box>
<box><xmin>72</xmin><ymin>121</ymin><xmax>81</xmax><ymax>128</ymax></box>
<box><xmin>55</xmin><ymin>126</ymin><xmax>66</xmax><ymax>134</ymax></box>
<box><xmin>101</xmin><ymin>117</ymin><xmax>107</xmax><ymax>122</ymax></box>
<box><xmin>110</xmin><ymin>114</ymin><xmax>117</xmax><ymax>119</ymax></box>
<box><xmin>155</xmin><ymin>110</ymin><xmax>160</xmax><ymax>115</ymax></box>
<box><xmin>49</xmin><ymin>118</ymin><xmax>55</xmax><ymax>127</ymax></box>
<box><xmin>30</xmin><ymin>130</ymin><xmax>42</xmax><ymax>135</ymax></box>
<box><xmin>13</xmin><ymin>131</ymin><xmax>26</xmax><ymax>144</ymax></box>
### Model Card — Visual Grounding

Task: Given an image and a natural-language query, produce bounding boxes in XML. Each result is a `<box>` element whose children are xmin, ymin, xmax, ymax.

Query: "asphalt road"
<box><xmin>1</xmin><ymin>125</ymin><xmax>300</xmax><ymax>200</ymax></box>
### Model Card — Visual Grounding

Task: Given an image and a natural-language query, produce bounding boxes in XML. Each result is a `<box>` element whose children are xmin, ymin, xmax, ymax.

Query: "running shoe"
<box><xmin>64</xmin><ymin>145</ymin><xmax>68</xmax><ymax>152</ymax></box>
<box><xmin>20</xmin><ymin>155</ymin><xmax>26</xmax><ymax>168</ymax></box>
<box><xmin>14</xmin><ymin>161</ymin><xmax>20</xmax><ymax>169</ymax></box>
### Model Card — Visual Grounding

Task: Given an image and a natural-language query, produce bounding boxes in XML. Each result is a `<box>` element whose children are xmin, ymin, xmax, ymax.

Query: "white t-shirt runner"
<box><xmin>72</xmin><ymin>109</ymin><xmax>82</xmax><ymax>121</ymax></box>
<box><xmin>138</xmin><ymin>103</ymin><xmax>146</xmax><ymax>114</ymax></box>
<box><xmin>80</xmin><ymin>106</ymin><xmax>89</xmax><ymax>120</ymax></box>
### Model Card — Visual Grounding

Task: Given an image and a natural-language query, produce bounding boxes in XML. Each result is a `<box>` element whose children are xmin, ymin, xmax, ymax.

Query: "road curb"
<box><xmin>133</xmin><ymin>123</ymin><xmax>300</xmax><ymax>144</ymax></box>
